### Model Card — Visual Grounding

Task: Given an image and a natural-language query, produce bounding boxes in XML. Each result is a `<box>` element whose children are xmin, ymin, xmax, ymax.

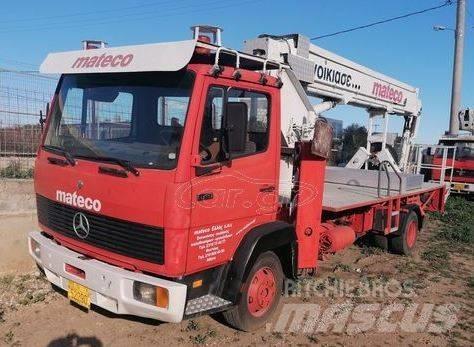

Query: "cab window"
<box><xmin>228</xmin><ymin>88</ymin><xmax>269</xmax><ymax>156</ymax></box>
<box><xmin>198</xmin><ymin>86</ymin><xmax>270</xmax><ymax>164</ymax></box>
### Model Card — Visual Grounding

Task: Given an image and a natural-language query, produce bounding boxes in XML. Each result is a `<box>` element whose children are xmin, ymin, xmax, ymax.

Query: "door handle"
<box><xmin>197</xmin><ymin>192</ymin><xmax>214</xmax><ymax>201</ymax></box>
<box><xmin>259</xmin><ymin>185</ymin><xmax>276</xmax><ymax>193</ymax></box>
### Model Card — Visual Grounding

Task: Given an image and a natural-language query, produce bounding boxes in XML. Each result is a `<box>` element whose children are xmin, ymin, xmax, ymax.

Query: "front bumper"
<box><xmin>450</xmin><ymin>181</ymin><xmax>474</xmax><ymax>193</ymax></box>
<box><xmin>28</xmin><ymin>231</ymin><xmax>187</xmax><ymax>323</ymax></box>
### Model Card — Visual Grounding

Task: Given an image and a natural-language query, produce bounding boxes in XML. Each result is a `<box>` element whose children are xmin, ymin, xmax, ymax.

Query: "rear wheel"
<box><xmin>371</xmin><ymin>234</ymin><xmax>389</xmax><ymax>251</ymax></box>
<box><xmin>223</xmin><ymin>251</ymin><xmax>284</xmax><ymax>331</ymax></box>
<box><xmin>390</xmin><ymin>211</ymin><xmax>419</xmax><ymax>255</ymax></box>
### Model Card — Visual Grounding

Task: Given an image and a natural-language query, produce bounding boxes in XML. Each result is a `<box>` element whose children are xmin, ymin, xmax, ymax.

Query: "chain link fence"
<box><xmin>0</xmin><ymin>68</ymin><xmax>58</xmax><ymax>178</ymax></box>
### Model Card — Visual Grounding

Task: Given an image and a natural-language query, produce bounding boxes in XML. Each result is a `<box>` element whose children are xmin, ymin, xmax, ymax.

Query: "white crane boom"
<box><xmin>244</xmin><ymin>34</ymin><xmax>422</xmax><ymax>172</ymax></box>
<box><xmin>244</xmin><ymin>34</ymin><xmax>421</xmax><ymax>116</ymax></box>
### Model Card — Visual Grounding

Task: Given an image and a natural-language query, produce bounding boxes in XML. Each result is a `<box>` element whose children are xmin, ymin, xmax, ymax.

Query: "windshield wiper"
<box><xmin>43</xmin><ymin>145</ymin><xmax>76</xmax><ymax>166</ymax></box>
<box><xmin>92</xmin><ymin>156</ymin><xmax>140</xmax><ymax>177</ymax></box>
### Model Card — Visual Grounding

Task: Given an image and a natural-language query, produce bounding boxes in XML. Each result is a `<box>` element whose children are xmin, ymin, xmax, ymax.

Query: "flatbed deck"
<box><xmin>322</xmin><ymin>182</ymin><xmax>443</xmax><ymax>212</ymax></box>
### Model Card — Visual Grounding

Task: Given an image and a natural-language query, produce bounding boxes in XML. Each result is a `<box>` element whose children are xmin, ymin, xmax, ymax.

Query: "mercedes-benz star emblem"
<box><xmin>73</xmin><ymin>212</ymin><xmax>90</xmax><ymax>239</ymax></box>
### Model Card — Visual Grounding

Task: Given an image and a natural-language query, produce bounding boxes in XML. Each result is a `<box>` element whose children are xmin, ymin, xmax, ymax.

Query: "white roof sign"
<box><xmin>40</xmin><ymin>39</ymin><xmax>197</xmax><ymax>74</ymax></box>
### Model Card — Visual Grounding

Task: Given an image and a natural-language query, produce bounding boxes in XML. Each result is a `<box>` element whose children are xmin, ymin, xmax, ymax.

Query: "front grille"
<box><xmin>36</xmin><ymin>195</ymin><xmax>164</xmax><ymax>264</ymax></box>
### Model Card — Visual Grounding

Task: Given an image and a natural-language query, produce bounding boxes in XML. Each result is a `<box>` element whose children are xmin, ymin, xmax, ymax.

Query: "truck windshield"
<box><xmin>436</xmin><ymin>141</ymin><xmax>474</xmax><ymax>159</ymax></box>
<box><xmin>44</xmin><ymin>70</ymin><xmax>194</xmax><ymax>170</ymax></box>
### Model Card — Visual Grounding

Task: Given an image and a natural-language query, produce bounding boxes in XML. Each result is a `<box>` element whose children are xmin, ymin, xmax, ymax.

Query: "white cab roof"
<box><xmin>40</xmin><ymin>39</ymin><xmax>197</xmax><ymax>74</ymax></box>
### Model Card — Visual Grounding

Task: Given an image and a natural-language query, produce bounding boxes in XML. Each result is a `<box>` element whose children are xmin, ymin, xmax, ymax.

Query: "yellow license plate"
<box><xmin>454</xmin><ymin>183</ymin><xmax>464</xmax><ymax>191</ymax></box>
<box><xmin>67</xmin><ymin>280</ymin><xmax>91</xmax><ymax>309</ymax></box>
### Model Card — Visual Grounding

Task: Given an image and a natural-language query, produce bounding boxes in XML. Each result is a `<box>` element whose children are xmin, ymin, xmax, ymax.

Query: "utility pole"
<box><xmin>449</xmin><ymin>0</ymin><xmax>466</xmax><ymax>135</ymax></box>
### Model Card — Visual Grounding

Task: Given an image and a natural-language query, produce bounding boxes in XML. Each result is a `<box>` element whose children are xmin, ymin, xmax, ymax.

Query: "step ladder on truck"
<box><xmin>29</xmin><ymin>25</ymin><xmax>447</xmax><ymax>331</ymax></box>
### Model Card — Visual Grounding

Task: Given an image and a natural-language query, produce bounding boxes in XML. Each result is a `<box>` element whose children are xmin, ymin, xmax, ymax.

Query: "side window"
<box><xmin>198</xmin><ymin>86</ymin><xmax>270</xmax><ymax>164</ymax></box>
<box><xmin>228</xmin><ymin>89</ymin><xmax>269</xmax><ymax>157</ymax></box>
<box><xmin>199</xmin><ymin>87</ymin><xmax>225</xmax><ymax>163</ymax></box>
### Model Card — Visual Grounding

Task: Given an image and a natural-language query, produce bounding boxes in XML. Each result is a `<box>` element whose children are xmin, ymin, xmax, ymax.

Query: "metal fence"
<box><xmin>0</xmin><ymin>68</ymin><xmax>58</xmax><ymax>178</ymax></box>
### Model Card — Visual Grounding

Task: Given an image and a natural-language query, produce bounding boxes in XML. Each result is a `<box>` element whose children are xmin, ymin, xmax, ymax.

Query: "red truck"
<box><xmin>29</xmin><ymin>27</ymin><xmax>446</xmax><ymax>331</ymax></box>
<box><xmin>425</xmin><ymin>109</ymin><xmax>474</xmax><ymax>195</ymax></box>
<box><xmin>432</xmin><ymin>137</ymin><xmax>474</xmax><ymax>194</ymax></box>
<box><xmin>432</xmin><ymin>109</ymin><xmax>474</xmax><ymax>194</ymax></box>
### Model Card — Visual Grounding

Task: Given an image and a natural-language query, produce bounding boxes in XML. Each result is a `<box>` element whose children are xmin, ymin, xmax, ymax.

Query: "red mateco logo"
<box><xmin>71</xmin><ymin>53</ymin><xmax>134</xmax><ymax>69</ymax></box>
<box><xmin>372</xmin><ymin>82</ymin><xmax>404</xmax><ymax>104</ymax></box>
<box><xmin>56</xmin><ymin>190</ymin><xmax>102</xmax><ymax>212</ymax></box>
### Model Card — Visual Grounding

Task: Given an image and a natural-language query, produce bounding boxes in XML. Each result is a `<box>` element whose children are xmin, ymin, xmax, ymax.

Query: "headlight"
<box><xmin>30</xmin><ymin>238</ymin><xmax>41</xmax><ymax>259</ymax></box>
<box><xmin>133</xmin><ymin>281</ymin><xmax>169</xmax><ymax>309</ymax></box>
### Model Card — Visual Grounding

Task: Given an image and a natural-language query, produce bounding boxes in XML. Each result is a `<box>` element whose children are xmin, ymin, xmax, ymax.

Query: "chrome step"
<box><xmin>185</xmin><ymin>294</ymin><xmax>232</xmax><ymax>316</ymax></box>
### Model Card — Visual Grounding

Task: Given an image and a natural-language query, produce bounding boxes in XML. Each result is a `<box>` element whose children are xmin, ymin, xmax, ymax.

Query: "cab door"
<box><xmin>186</xmin><ymin>78</ymin><xmax>280</xmax><ymax>273</ymax></box>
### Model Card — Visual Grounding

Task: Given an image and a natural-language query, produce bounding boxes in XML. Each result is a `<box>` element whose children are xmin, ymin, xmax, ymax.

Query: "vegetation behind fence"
<box><xmin>0</xmin><ymin>68</ymin><xmax>58</xmax><ymax>178</ymax></box>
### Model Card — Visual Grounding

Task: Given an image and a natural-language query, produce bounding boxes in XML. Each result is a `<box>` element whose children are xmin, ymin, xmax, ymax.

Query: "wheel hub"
<box><xmin>247</xmin><ymin>266</ymin><xmax>276</xmax><ymax>317</ymax></box>
<box><xmin>406</xmin><ymin>220</ymin><xmax>418</xmax><ymax>248</ymax></box>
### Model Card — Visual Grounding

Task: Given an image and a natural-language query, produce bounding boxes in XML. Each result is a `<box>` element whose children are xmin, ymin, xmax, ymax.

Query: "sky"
<box><xmin>0</xmin><ymin>0</ymin><xmax>472</xmax><ymax>144</ymax></box>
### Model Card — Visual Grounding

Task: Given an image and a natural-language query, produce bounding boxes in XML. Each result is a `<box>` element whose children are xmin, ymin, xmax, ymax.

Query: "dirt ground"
<box><xmin>0</xmin><ymin>205</ymin><xmax>473</xmax><ymax>346</ymax></box>
<box><xmin>0</xmin><ymin>213</ymin><xmax>37</xmax><ymax>273</ymax></box>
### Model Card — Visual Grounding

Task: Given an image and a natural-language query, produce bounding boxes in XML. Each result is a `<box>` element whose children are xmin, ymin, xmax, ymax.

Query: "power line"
<box><xmin>0</xmin><ymin>0</ymin><xmax>258</xmax><ymax>34</ymax></box>
<box><xmin>310</xmin><ymin>0</ymin><xmax>455</xmax><ymax>40</ymax></box>
<box><xmin>0</xmin><ymin>58</ymin><xmax>38</xmax><ymax>69</ymax></box>
<box><xmin>0</xmin><ymin>0</ymin><xmax>263</xmax><ymax>69</ymax></box>
<box><xmin>0</xmin><ymin>0</ymin><xmax>179</xmax><ymax>25</ymax></box>
<box><xmin>0</xmin><ymin>0</ymin><xmax>219</xmax><ymax>31</ymax></box>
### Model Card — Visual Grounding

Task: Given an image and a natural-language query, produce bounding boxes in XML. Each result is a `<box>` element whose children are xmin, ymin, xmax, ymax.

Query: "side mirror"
<box><xmin>311</xmin><ymin>118</ymin><xmax>333</xmax><ymax>159</ymax></box>
<box><xmin>225</xmin><ymin>102</ymin><xmax>248</xmax><ymax>154</ymax></box>
<box><xmin>39</xmin><ymin>102</ymin><xmax>50</xmax><ymax>133</ymax></box>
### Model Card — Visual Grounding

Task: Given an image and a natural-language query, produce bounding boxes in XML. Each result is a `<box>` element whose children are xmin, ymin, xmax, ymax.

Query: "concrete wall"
<box><xmin>0</xmin><ymin>213</ymin><xmax>37</xmax><ymax>273</ymax></box>
<box><xmin>0</xmin><ymin>180</ymin><xmax>36</xmax><ymax>273</ymax></box>
<box><xmin>0</xmin><ymin>157</ymin><xmax>35</xmax><ymax>170</ymax></box>
<box><xmin>0</xmin><ymin>179</ymin><xmax>36</xmax><ymax>214</ymax></box>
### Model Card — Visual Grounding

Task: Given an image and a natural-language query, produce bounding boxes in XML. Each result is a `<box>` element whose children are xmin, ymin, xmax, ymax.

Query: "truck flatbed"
<box><xmin>322</xmin><ymin>181</ymin><xmax>443</xmax><ymax>212</ymax></box>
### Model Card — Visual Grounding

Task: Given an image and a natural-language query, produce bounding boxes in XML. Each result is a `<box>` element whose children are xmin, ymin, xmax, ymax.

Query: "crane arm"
<box><xmin>244</xmin><ymin>34</ymin><xmax>421</xmax><ymax>117</ymax></box>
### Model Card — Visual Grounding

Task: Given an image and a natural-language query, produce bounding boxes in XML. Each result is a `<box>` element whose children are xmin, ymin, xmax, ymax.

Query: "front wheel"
<box><xmin>223</xmin><ymin>251</ymin><xmax>284</xmax><ymax>331</ymax></box>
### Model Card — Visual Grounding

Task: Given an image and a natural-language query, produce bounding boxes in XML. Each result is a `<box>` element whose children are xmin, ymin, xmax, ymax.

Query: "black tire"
<box><xmin>389</xmin><ymin>211</ymin><xmax>419</xmax><ymax>256</ymax></box>
<box><xmin>371</xmin><ymin>234</ymin><xmax>389</xmax><ymax>251</ymax></box>
<box><xmin>36</xmin><ymin>263</ymin><xmax>46</xmax><ymax>277</ymax></box>
<box><xmin>222</xmin><ymin>251</ymin><xmax>284</xmax><ymax>331</ymax></box>
<box><xmin>357</xmin><ymin>233</ymin><xmax>388</xmax><ymax>251</ymax></box>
